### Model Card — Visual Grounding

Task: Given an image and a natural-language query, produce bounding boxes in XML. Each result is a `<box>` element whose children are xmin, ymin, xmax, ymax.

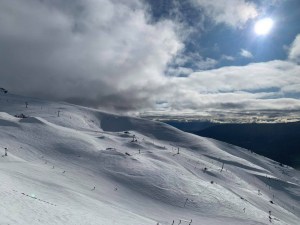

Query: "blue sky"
<box><xmin>1</xmin><ymin>0</ymin><xmax>300</xmax><ymax>122</ymax></box>
<box><xmin>146</xmin><ymin>0</ymin><xmax>300</xmax><ymax>70</ymax></box>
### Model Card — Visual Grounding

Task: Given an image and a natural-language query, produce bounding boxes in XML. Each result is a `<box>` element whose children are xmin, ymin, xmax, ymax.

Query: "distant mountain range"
<box><xmin>166</xmin><ymin>121</ymin><xmax>300</xmax><ymax>169</ymax></box>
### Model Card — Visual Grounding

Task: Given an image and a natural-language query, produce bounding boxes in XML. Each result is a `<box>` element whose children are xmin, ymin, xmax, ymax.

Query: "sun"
<box><xmin>254</xmin><ymin>18</ymin><xmax>274</xmax><ymax>35</ymax></box>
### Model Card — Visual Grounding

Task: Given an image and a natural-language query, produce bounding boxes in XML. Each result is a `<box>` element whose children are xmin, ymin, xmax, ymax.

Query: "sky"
<box><xmin>1</xmin><ymin>0</ymin><xmax>300</xmax><ymax>122</ymax></box>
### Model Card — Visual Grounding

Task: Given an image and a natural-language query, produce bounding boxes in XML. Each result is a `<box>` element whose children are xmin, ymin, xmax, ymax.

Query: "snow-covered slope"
<box><xmin>0</xmin><ymin>93</ymin><xmax>299</xmax><ymax>225</ymax></box>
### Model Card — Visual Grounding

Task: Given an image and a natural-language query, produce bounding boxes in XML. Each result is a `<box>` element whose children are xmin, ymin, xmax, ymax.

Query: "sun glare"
<box><xmin>254</xmin><ymin>18</ymin><xmax>274</xmax><ymax>35</ymax></box>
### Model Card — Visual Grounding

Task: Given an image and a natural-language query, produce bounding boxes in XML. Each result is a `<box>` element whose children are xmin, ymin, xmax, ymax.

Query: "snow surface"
<box><xmin>0</xmin><ymin>93</ymin><xmax>299</xmax><ymax>225</ymax></box>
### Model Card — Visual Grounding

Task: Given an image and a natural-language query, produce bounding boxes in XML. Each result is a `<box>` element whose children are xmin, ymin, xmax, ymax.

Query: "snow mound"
<box><xmin>19</xmin><ymin>116</ymin><xmax>46</xmax><ymax>124</ymax></box>
<box><xmin>0</xmin><ymin>112</ymin><xmax>19</xmax><ymax>127</ymax></box>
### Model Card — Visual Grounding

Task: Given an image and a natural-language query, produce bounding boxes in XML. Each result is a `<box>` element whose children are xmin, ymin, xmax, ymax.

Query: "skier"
<box><xmin>268</xmin><ymin>211</ymin><xmax>272</xmax><ymax>223</ymax></box>
<box><xmin>4</xmin><ymin>147</ymin><xmax>8</xmax><ymax>156</ymax></box>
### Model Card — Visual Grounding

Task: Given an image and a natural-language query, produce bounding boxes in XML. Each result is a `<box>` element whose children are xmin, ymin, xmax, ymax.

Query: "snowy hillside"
<box><xmin>0</xmin><ymin>93</ymin><xmax>299</xmax><ymax>225</ymax></box>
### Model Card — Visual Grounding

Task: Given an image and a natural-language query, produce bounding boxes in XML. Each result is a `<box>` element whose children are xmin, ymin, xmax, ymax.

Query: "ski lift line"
<box><xmin>11</xmin><ymin>189</ymin><xmax>57</xmax><ymax>206</ymax></box>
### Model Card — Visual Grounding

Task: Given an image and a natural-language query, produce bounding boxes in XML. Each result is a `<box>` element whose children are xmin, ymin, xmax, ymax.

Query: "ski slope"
<box><xmin>0</xmin><ymin>93</ymin><xmax>299</xmax><ymax>225</ymax></box>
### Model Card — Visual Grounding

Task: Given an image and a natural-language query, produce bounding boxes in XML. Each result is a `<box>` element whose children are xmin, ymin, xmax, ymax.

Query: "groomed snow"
<box><xmin>0</xmin><ymin>93</ymin><xmax>299</xmax><ymax>225</ymax></box>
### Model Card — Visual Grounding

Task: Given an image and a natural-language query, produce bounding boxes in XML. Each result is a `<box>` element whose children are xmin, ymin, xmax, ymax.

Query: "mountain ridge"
<box><xmin>0</xmin><ymin>93</ymin><xmax>299</xmax><ymax>225</ymax></box>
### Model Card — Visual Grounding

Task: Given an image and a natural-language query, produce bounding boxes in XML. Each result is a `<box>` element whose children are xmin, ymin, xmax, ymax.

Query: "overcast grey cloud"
<box><xmin>1</xmin><ymin>0</ymin><xmax>300</xmax><ymax>122</ymax></box>
<box><xmin>0</xmin><ymin>0</ymin><xmax>182</xmax><ymax>110</ymax></box>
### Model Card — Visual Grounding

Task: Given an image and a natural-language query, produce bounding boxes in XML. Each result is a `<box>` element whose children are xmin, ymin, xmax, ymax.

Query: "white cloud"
<box><xmin>191</xmin><ymin>0</ymin><xmax>258</xmax><ymax>28</ymax></box>
<box><xmin>288</xmin><ymin>34</ymin><xmax>300</xmax><ymax>63</ymax></box>
<box><xmin>240</xmin><ymin>49</ymin><xmax>253</xmax><ymax>58</ymax></box>
<box><xmin>221</xmin><ymin>55</ymin><xmax>235</xmax><ymax>61</ymax></box>
<box><xmin>168</xmin><ymin>51</ymin><xmax>218</xmax><ymax>75</ymax></box>
<box><xmin>151</xmin><ymin>60</ymin><xmax>300</xmax><ymax>120</ymax></box>
<box><xmin>195</xmin><ymin>58</ymin><xmax>218</xmax><ymax>70</ymax></box>
<box><xmin>166</xmin><ymin>67</ymin><xmax>193</xmax><ymax>77</ymax></box>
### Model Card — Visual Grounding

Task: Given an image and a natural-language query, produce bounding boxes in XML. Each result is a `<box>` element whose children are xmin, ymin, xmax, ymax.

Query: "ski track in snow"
<box><xmin>0</xmin><ymin>93</ymin><xmax>299</xmax><ymax>225</ymax></box>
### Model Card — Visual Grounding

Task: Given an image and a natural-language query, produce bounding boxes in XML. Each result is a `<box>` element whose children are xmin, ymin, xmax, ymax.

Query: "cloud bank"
<box><xmin>1</xmin><ymin>0</ymin><xmax>300</xmax><ymax>122</ymax></box>
<box><xmin>0</xmin><ymin>0</ymin><xmax>182</xmax><ymax>110</ymax></box>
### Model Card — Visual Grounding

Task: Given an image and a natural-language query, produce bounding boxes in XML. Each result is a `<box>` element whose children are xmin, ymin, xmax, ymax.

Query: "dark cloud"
<box><xmin>0</xmin><ymin>0</ymin><xmax>182</xmax><ymax>110</ymax></box>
